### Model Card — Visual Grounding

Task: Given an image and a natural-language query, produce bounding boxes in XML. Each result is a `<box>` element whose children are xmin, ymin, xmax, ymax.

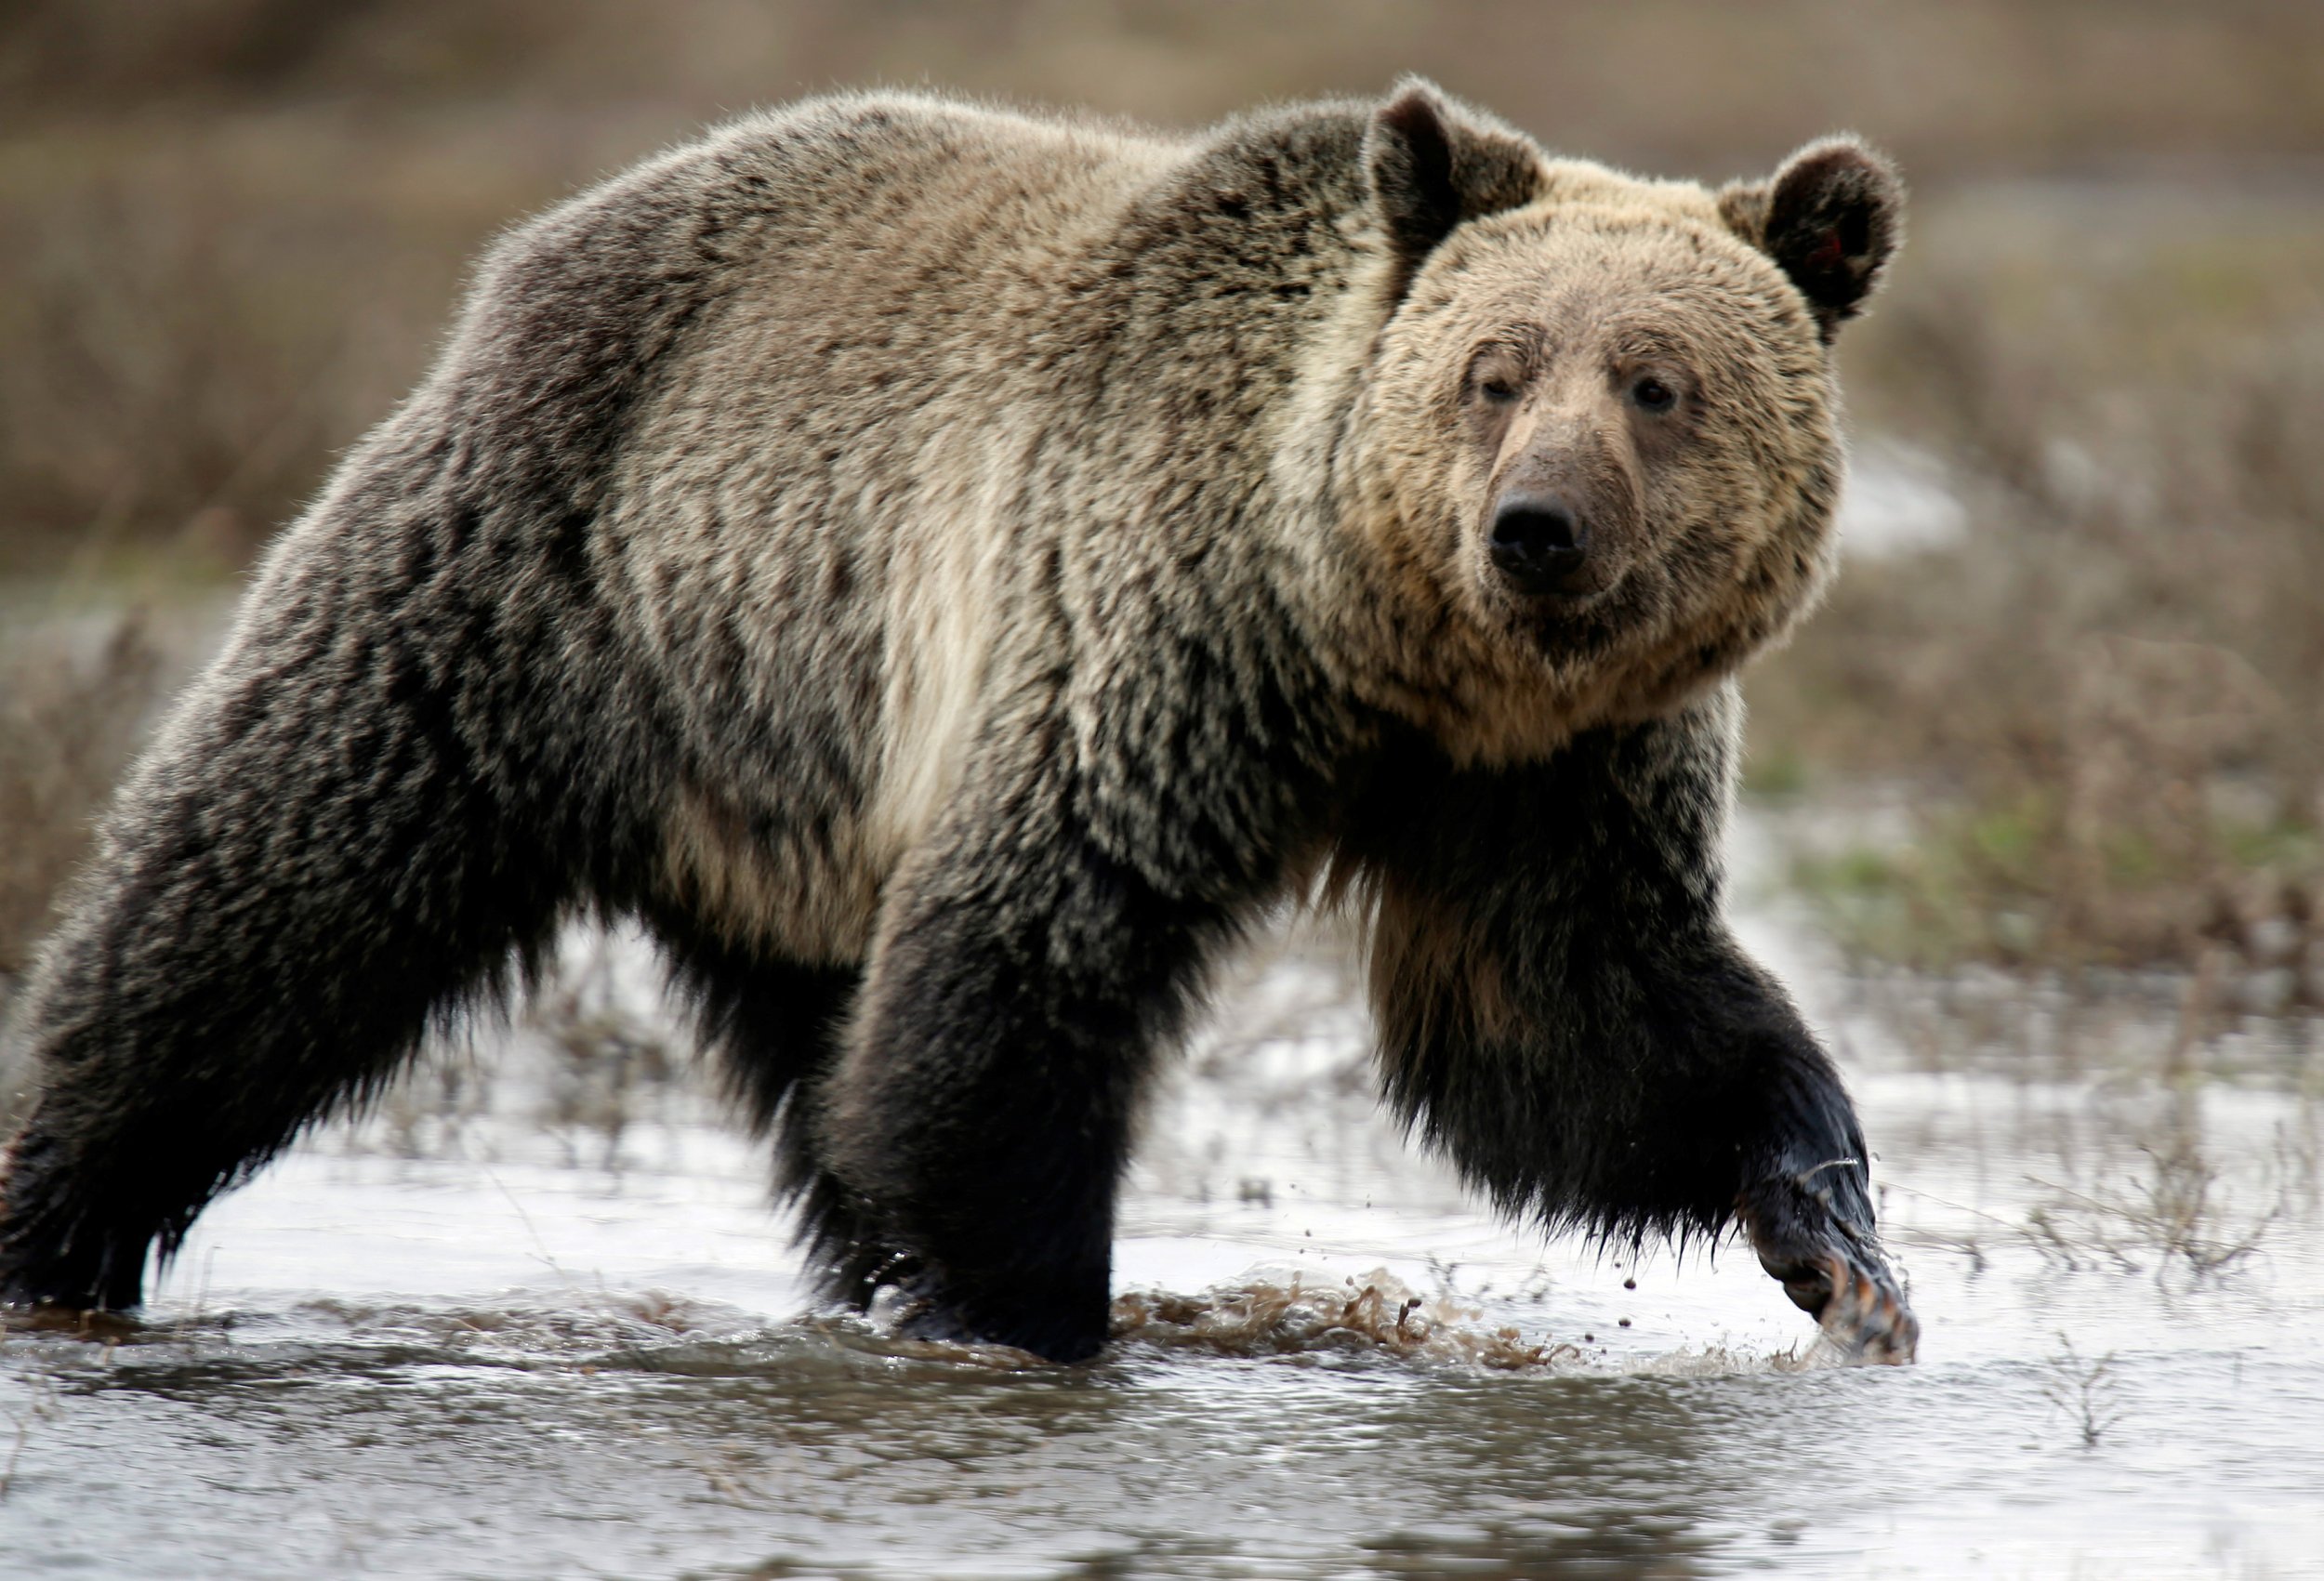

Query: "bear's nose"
<box><xmin>1488</xmin><ymin>494</ymin><xmax>1591</xmax><ymax>596</ymax></box>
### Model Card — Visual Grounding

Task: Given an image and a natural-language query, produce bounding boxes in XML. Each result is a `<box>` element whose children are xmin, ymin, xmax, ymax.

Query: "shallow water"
<box><xmin>3</xmin><ymin>851</ymin><xmax>2321</xmax><ymax>1579</ymax></box>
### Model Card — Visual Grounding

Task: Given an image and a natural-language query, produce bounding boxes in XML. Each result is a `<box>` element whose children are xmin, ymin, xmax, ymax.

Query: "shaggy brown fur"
<box><xmin>0</xmin><ymin>80</ymin><xmax>1911</xmax><ymax>1364</ymax></box>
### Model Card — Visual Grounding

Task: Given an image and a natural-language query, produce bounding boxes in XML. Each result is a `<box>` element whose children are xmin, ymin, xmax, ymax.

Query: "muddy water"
<box><xmin>3</xmin><ymin>853</ymin><xmax>2321</xmax><ymax>1579</ymax></box>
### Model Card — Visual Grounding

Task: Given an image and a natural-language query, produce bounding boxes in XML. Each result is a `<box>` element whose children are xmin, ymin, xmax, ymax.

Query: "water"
<box><xmin>3</xmin><ymin>852</ymin><xmax>2320</xmax><ymax>1578</ymax></box>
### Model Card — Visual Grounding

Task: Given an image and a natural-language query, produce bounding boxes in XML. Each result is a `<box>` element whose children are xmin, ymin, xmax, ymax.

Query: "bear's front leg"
<box><xmin>1340</xmin><ymin>682</ymin><xmax>1919</xmax><ymax>1364</ymax></box>
<box><xmin>817</xmin><ymin>733</ymin><xmax>1248</xmax><ymax>1363</ymax></box>
<box><xmin>1627</xmin><ymin>940</ymin><xmax>1921</xmax><ymax>1365</ymax></box>
<box><xmin>1659</xmin><ymin>978</ymin><xmax>1919</xmax><ymax>1363</ymax></box>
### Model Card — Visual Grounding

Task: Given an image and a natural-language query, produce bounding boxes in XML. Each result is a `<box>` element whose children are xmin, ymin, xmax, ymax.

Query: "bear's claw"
<box><xmin>1763</xmin><ymin>1243</ymin><xmax>1918</xmax><ymax>1364</ymax></box>
<box><xmin>1739</xmin><ymin>1181</ymin><xmax>1919</xmax><ymax>1364</ymax></box>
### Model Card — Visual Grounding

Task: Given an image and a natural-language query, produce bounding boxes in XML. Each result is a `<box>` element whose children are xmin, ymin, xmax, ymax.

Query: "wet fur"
<box><xmin>0</xmin><ymin>83</ymin><xmax>1900</xmax><ymax>1361</ymax></box>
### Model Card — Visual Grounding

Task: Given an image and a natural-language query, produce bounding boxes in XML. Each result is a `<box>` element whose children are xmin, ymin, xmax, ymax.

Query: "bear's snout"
<box><xmin>1487</xmin><ymin>493</ymin><xmax>1595</xmax><ymax>599</ymax></box>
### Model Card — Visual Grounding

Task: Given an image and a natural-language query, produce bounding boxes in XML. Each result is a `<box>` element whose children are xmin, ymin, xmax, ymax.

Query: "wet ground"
<box><xmin>3</xmin><ymin>829</ymin><xmax>2318</xmax><ymax>1581</ymax></box>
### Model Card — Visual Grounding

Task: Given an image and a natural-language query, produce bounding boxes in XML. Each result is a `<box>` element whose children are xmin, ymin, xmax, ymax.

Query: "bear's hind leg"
<box><xmin>0</xmin><ymin>627</ymin><xmax>572</xmax><ymax>1311</ymax></box>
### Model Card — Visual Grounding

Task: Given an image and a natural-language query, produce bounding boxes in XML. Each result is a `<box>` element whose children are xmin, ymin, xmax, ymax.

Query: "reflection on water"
<box><xmin>3</xmin><ymin>886</ymin><xmax>2320</xmax><ymax>1578</ymax></box>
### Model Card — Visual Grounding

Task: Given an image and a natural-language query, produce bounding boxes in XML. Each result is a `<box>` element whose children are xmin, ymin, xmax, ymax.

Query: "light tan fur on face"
<box><xmin>1319</xmin><ymin>176</ymin><xmax>1842</xmax><ymax>765</ymax></box>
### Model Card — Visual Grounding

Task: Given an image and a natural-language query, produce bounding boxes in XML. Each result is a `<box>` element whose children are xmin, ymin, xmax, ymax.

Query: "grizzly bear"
<box><xmin>0</xmin><ymin>81</ymin><xmax>1914</xmax><ymax>1364</ymax></box>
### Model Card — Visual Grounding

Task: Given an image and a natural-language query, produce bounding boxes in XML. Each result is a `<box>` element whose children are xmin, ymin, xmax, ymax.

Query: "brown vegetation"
<box><xmin>0</xmin><ymin>613</ymin><xmax>163</xmax><ymax>984</ymax></box>
<box><xmin>1111</xmin><ymin>1271</ymin><xmax>1588</xmax><ymax>1370</ymax></box>
<box><xmin>1753</xmin><ymin>184</ymin><xmax>2324</xmax><ymax>995</ymax></box>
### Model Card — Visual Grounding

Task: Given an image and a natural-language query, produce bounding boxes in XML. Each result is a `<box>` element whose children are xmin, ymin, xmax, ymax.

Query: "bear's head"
<box><xmin>1340</xmin><ymin>80</ymin><xmax>1902</xmax><ymax>761</ymax></box>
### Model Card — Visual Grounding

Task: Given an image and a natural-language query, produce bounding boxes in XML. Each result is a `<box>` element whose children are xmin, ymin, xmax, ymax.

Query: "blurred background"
<box><xmin>3</xmin><ymin>0</ymin><xmax>2320</xmax><ymax>1024</ymax></box>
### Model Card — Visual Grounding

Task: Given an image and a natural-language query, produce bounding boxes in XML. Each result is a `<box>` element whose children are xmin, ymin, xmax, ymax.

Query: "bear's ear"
<box><xmin>1719</xmin><ymin>138</ymin><xmax>1903</xmax><ymax>340</ymax></box>
<box><xmin>1365</xmin><ymin>78</ymin><xmax>1547</xmax><ymax>295</ymax></box>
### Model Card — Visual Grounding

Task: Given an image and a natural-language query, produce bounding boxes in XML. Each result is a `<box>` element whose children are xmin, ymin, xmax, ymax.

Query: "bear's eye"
<box><xmin>1631</xmin><ymin>376</ymin><xmax>1677</xmax><ymax>414</ymax></box>
<box><xmin>1477</xmin><ymin>375</ymin><xmax>1520</xmax><ymax>404</ymax></box>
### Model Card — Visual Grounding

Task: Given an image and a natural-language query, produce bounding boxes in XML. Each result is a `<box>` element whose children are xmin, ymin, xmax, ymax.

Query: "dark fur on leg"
<box><xmin>819</xmin><ymin>746</ymin><xmax>1251</xmax><ymax>1364</ymax></box>
<box><xmin>0</xmin><ymin>621</ymin><xmax>574</xmax><ymax>1310</ymax></box>
<box><xmin>1333</xmin><ymin>682</ymin><xmax>1915</xmax><ymax>1359</ymax></box>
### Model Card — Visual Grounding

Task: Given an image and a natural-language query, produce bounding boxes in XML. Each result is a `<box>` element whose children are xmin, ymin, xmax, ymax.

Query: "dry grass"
<box><xmin>2040</xmin><ymin>1334</ymin><xmax>2125</xmax><ymax>1449</ymax></box>
<box><xmin>0</xmin><ymin>613</ymin><xmax>165</xmax><ymax>985</ymax></box>
<box><xmin>529</xmin><ymin>936</ymin><xmax>684</xmax><ymax>1171</ymax></box>
<box><xmin>2023</xmin><ymin>1137</ymin><xmax>2279</xmax><ymax>1285</ymax></box>
<box><xmin>0</xmin><ymin>1367</ymin><xmax>62</xmax><ymax>1502</ymax></box>
<box><xmin>0</xmin><ymin>122</ymin><xmax>540</xmax><ymax>575</ymax></box>
<box><xmin>1111</xmin><ymin>1268</ymin><xmax>1587</xmax><ymax>1370</ymax></box>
